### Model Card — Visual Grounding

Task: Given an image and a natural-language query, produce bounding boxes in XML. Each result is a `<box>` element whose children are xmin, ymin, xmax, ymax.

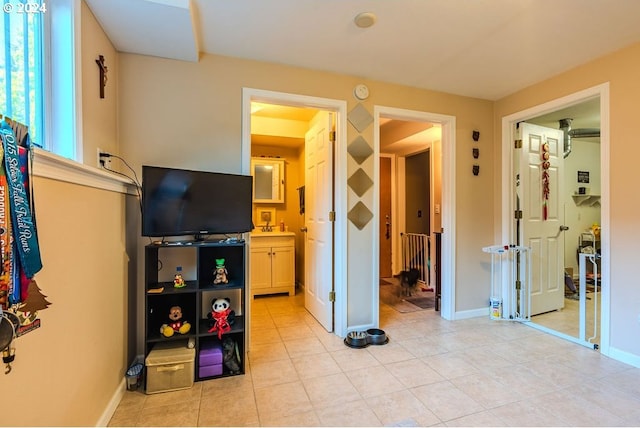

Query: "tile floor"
<box><xmin>531</xmin><ymin>290</ymin><xmax>601</xmax><ymax>347</ymax></box>
<box><xmin>109</xmin><ymin>290</ymin><xmax>640</xmax><ymax>427</ymax></box>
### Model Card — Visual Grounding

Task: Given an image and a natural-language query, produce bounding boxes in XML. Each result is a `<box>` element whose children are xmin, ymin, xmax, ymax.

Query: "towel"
<box><xmin>298</xmin><ymin>186</ymin><xmax>305</xmax><ymax>214</ymax></box>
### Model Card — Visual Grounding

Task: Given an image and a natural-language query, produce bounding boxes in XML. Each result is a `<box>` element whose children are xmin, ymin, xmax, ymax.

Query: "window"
<box><xmin>1</xmin><ymin>0</ymin><xmax>80</xmax><ymax>160</ymax></box>
<box><xmin>0</xmin><ymin>0</ymin><xmax>45</xmax><ymax>146</ymax></box>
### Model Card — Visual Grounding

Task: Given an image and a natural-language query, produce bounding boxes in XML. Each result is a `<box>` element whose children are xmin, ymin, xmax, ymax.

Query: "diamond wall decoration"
<box><xmin>348</xmin><ymin>135</ymin><xmax>373</xmax><ymax>164</ymax></box>
<box><xmin>348</xmin><ymin>201</ymin><xmax>373</xmax><ymax>230</ymax></box>
<box><xmin>347</xmin><ymin>168</ymin><xmax>373</xmax><ymax>197</ymax></box>
<box><xmin>347</xmin><ymin>103</ymin><xmax>373</xmax><ymax>133</ymax></box>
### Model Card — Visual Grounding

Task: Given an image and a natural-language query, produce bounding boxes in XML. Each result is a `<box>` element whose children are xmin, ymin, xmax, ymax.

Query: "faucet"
<box><xmin>262</xmin><ymin>221</ymin><xmax>273</xmax><ymax>232</ymax></box>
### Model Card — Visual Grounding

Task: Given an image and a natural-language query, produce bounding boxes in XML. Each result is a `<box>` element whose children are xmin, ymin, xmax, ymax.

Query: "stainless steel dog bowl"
<box><xmin>344</xmin><ymin>331</ymin><xmax>368</xmax><ymax>348</ymax></box>
<box><xmin>366</xmin><ymin>328</ymin><xmax>388</xmax><ymax>345</ymax></box>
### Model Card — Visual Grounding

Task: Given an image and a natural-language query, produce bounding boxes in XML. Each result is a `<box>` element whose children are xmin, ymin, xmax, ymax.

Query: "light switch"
<box><xmin>435</xmin><ymin>204</ymin><xmax>440</xmax><ymax>214</ymax></box>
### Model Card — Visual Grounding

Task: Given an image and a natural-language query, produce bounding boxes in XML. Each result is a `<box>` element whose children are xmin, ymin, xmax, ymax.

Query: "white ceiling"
<box><xmin>85</xmin><ymin>0</ymin><xmax>640</xmax><ymax>101</ymax></box>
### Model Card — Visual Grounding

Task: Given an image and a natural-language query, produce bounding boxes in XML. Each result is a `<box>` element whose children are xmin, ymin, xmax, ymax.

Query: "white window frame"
<box><xmin>44</xmin><ymin>0</ymin><xmax>82</xmax><ymax>161</ymax></box>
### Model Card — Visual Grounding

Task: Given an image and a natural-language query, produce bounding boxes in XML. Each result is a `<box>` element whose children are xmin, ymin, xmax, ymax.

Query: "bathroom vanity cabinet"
<box><xmin>249</xmin><ymin>232</ymin><xmax>295</xmax><ymax>297</ymax></box>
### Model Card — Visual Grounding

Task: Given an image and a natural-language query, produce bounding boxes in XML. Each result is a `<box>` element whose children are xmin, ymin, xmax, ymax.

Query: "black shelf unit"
<box><xmin>144</xmin><ymin>241</ymin><xmax>246</xmax><ymax>382</ymax></box>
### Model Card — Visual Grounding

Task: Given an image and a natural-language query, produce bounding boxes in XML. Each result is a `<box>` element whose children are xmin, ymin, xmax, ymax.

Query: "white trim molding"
<box><xmin>241</xmin><ymin>88</ymin><xmax>349</xmax><ymax>338</ymax></box>
<box><xmin>33</xmin><ymin>148</ymin><xmax>137</xmax><ymax>195</ymax></box>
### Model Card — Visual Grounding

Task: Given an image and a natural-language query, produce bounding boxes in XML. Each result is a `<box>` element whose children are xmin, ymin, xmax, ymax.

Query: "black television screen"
<box><xmin>142</xmin><ymin>165</ymin><xmax>253</xmax><ymax>238</ymax></box>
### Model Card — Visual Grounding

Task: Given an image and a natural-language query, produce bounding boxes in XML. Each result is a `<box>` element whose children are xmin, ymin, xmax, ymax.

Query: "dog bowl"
<box><xmin>344</xmin><ymin>331</ymin><xmax>368</xmax><ymax>348</ymax></box>
<box><xmin>366</xmin><ymin>328</ymin><xmax>389</xmax><ymax>345</ymax></box>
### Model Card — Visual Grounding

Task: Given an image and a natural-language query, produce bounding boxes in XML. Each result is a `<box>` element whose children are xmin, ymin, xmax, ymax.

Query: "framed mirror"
<box><xmin>251</xmin><ymin>157</ymin><xmax>284</xmax><ymax>203</ymax></box>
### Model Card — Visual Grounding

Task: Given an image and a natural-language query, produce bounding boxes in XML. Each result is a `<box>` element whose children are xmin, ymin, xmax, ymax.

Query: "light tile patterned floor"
<box><xmin>109</xmin><ymin>290</ymin><xmax>640</xmax><ymax>427</ymax></box>
<box><xmin>532</xmin><ymin>290</ymin><xmax>601</xmax><ymax>346</ymax></box>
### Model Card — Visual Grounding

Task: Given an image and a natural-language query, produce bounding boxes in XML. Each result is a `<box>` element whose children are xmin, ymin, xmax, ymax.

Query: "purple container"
<box><xmin>199</xmin><ymin>364</ymin><xmax>223</xmax><ymax>378</ymax></box>
<box><xmin>199</xmin><ymin>343</ymin><xmax>223</xmax><ymax>366</ymax></box>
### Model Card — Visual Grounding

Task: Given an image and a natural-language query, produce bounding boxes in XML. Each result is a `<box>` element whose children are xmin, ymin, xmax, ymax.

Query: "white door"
<box><xmin>304</xmin><ymin>111</ymin><xmax>334</xmax><ymax>332</ymax></box>
<box><xmin>518</xmin><ymin>122</ymin><xmax>566</xmax><ymax>316</ymax></box>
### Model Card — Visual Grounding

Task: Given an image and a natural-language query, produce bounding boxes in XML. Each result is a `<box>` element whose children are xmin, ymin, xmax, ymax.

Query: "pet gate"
<box><xmin>401</xmin><ymin>233</ymin><xmax>430</xmax><ymax>288</ymax></box>
<box><xmin>482</xmin><ymin>245</ymin><xmax>531</xmax><ymax>321</ymax></box>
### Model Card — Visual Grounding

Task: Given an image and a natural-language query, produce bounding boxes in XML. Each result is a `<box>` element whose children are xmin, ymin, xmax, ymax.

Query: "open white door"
<box><xmin>304</xmin><ymin>111</ymin><xmax>334</xmax><ymax>331</ymax></box>
<box><xmin>518</xmin><ymin>122</ymin><xmax>566</xmax><ymax>316</ymax></box>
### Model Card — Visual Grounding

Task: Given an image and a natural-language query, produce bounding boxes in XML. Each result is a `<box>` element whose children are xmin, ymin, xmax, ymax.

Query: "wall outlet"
<box><xmin>97</xmin><ymin>148</ymin><xmax>111</xmax><ymax>168</ymax></box>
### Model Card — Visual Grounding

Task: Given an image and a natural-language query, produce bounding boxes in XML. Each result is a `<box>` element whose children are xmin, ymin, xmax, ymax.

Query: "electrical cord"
<box><xmin>99</xmin><ymin>152</ymin><xmax>143</xmax><ymax>214</ymax></box>
<box><xmin>100</xmin><ymin>153</ymin><xmax>141</xmax><ymax>188</ymax></box>
<box><xmin>102</xmin><ymin>164</ymin><xmax>144</xmax><ymax>213</ymax></box>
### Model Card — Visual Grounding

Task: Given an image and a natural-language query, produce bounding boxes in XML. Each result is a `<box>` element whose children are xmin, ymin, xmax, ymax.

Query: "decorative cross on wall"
<box><xmin>95</xmin><ymin>55</ymin><xmax>108</xmax><ymax>98</ymax></box>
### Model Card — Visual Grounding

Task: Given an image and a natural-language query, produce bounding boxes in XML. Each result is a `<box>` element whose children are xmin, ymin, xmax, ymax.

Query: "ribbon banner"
<box><xmin>0</xmin><ymin>124</ymin><xmax>42</xmax><ymax>280</ymax></box>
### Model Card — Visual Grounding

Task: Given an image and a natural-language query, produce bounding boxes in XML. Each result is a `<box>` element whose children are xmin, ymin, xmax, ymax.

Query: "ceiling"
<box><xmin>85</xmin><ymin>0</ymin><xmax>640</xmax><ymax>101</ymax></box>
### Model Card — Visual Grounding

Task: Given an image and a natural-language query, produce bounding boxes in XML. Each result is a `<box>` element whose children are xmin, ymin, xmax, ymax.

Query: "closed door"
<box><xmin>379</xmin><ymin>157</ymin><xmax>392</xmax><ymax>278</ymax></box>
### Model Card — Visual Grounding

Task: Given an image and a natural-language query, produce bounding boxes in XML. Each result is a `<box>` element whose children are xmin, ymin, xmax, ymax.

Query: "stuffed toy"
<box><xmin>160</xmin><ymin>305</ymin><xmax>191</xmax><ymax>337</ymax></box>
<box><xmin>207</xmin><ymin>297</ymin><xmax>235</xmax><ymax>339</ymax></box>
<box><xmin>222</xmin><ymin>337</ymin><xmax>241</xmax><ymax>374</ymax></box>
<box><xmin>212</xmin><ymin>258</ymin><xmax>229</xmax><ymax>285</ymax></box>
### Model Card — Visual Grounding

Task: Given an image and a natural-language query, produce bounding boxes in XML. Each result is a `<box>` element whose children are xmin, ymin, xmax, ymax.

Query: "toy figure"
<box><xmin>213</xmin><ymin>259</ymin><xmax>229</xmax><ymax>285</ymax></box>
<box><xmin>207</xmin><ymin>297</ymin><xmax>235</xmax><ymax>339</ymax></box>
<box><xmin>160</xmin><ymin>306</ymin><xmax>191</xmax><ymax>337</ymax></box>
<box><xmin>174</xmin><ymin>266</ymin><xmax>186</xmax><ymax>288</ymax></box>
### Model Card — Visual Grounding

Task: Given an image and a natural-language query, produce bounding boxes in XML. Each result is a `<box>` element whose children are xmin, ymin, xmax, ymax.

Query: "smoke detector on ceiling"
<box><xmin>354</xmin><ymin>12</ymin><xmax>377</xmax><ymax>28</ymax></box>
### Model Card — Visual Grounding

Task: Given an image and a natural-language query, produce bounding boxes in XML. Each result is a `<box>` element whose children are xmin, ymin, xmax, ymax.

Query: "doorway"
<box><xmin>501</xmin><ymin>84</ymin><xmax>610</xmax><ymax>353</ymax></box>
<box><xmin>241</xmin><ymin>88</ymin><xmax>348</xmax><ymax>347</ymax></box>
<box><xmin>374</xmin><ymin>106</ymin><xmax>455</xmax><ymax>320</ymax></box>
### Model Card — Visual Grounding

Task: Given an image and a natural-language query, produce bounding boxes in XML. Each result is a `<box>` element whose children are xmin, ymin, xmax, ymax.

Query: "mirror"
<box><xmin>251</xmin><ymin>158</ymin><xmax>284</xmax><ymax>203</ymax></box>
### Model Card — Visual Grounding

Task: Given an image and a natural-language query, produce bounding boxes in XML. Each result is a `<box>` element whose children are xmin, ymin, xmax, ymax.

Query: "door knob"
<box><xmin>559</xmin><ymin>225</ymin><xmax>569</xmax><ymax>231</ymax></box>
<box><xmin>300</xmin><ymin>226</ymin><xmax>308</xmax><ymax>232</ymax></box>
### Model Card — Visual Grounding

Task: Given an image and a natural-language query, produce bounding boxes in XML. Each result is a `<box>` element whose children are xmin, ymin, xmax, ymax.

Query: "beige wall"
<box><xmin>494</xmin><ymin>42</ymin><xmax>640</xmax><ymax>359</ymax></box>
<box><xmin>3</xmin><ymin>177</ymin><xmax>131</xmax><ymax>426</ymax></box>
<box><xmin>22</xmin><ymin>1</ymin><xmax>635</xmax><ymax>424</ymax></box>
<box><xmin>117</xmin><ymin>52</ymin><xmax>495</xmax><ymax>330</ymax></box>
<box><xmin>81</xmin><ymin>1</ymin><xmax>119</xmax><ymax>167</ymax></box>
<box><xmin>3</xmin><ymin>5</ymin><xmax>133</xmax><ymax>425</ymax></box>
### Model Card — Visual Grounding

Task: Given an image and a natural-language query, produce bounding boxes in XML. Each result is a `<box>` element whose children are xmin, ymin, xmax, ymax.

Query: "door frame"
<box><xmin>374</xmin><ymin>106</ymin><xmax>457</xmax><ymax>320</ymax></box>
<box><xmin>378</xmin><ymin>153</ymin><xmax>397</xmax><ymax>277</ymax></box>
<box><xmin>500</xmin><ymin>83</ymin><xmax>610</xmax><ymax>354</ymax></box>
<box><xmin>241</xmin><ymin>88</ymin><xmax>348</xmax><ymax>342</ymax></box>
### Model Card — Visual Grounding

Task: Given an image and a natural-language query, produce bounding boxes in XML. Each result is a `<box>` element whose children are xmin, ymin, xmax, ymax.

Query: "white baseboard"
<box><xmin>96</xmin><ymin>378</ymin><xmax>126</xmax><ymax>427</ymax></box>
<box><xmin>97</xmin><ymin>355</ymin><xmax>145</xmax><ymax>426</ymax></box>
<box><xmin>454</xmin><ymin>307</ymin><xmax>489</xmax><ymax>320</ymax></box>
<box><xmin>606</xmin><ymin>346</ymin><xmax>640</xmax><ymax>369</ymax></box>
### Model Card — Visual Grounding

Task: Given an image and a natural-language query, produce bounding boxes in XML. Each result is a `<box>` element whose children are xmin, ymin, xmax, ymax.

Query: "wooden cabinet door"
<box><xmin>250</xmin><ymin>247</ymin><xmax>272</xmax><ymax>290</ymax></box>
<box><xmin>271</xmin><ymin>245</ymin><xmax>295</xmax><ymax>289</ymax></box>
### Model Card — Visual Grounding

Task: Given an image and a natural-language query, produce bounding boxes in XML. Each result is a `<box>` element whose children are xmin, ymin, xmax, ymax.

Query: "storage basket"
<box><xmin>145</xmin><ymin>341</ymin><xmax>195</xmax><ymax>394</ymax></box>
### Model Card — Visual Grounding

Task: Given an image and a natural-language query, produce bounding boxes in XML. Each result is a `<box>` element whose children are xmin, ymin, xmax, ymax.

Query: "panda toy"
<box><xmin>207</xmin><ymin>297</ymin><xmax>235</xmax><ymax>339</ymax></box>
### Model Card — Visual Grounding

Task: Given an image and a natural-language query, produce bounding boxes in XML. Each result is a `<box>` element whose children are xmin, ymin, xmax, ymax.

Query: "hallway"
<box><xmin>109</xmin><ymin>292</ymin><xmax>640</xmax><ymax>426</ymax></box>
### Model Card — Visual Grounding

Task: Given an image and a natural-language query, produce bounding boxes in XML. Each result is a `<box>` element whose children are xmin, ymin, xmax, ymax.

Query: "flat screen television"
<box><xmin>142</xmin><ymin>165</ymin><xmax>253</xmax><ymax>238</ymax></box>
